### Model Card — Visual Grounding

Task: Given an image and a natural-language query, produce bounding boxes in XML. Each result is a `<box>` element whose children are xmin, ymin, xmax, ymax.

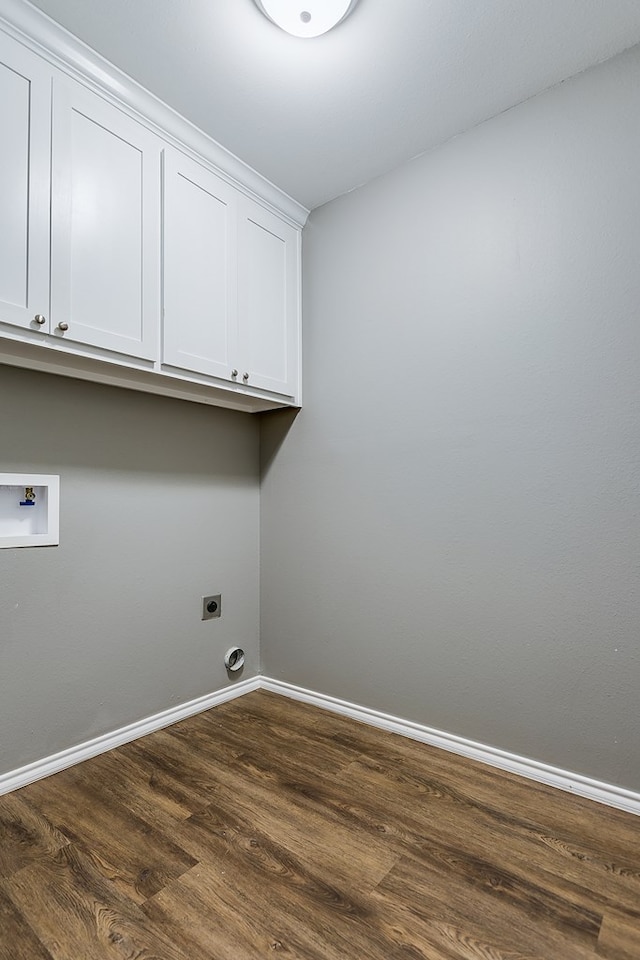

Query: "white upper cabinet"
<box><xmin>0</xmin><ymin>32</ymin><xmax>51</xmax><ymax>333</ymax></box>
<box><xmin>162</xmin><ymin>147</ymin><xmax>300</xmax><ymax>399</ymax></box>
<box><xmin>163</xmin><ymin>148</ymin><xmax>237</xmax><ymax>379</ymax></box>
<box><xmin>0</xmin><ymin>12</ymin><xmax>304</xmax><ymax>412</ymax></box>
<box><xmin>237</xmin><ymin>197</ymin><xmax>299</xmax><ymax>397</ymax></box>
<box><xmin>50</xmin><ymin>79</ymin><xmax>161</xmax><ymax>361</ymax></box>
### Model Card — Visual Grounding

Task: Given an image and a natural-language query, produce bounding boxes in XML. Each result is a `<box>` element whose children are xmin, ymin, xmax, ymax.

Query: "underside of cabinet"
<box><xmin>0</xmin><ymin>340</ymin><xmax>295</xmax><ymax>414</ymax></box>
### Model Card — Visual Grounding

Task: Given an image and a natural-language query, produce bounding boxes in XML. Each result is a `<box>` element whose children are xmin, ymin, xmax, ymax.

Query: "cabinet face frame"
<box><xmin>0</xmin><ymin>32</ymin><xmax>51</xmax><ymax>334</ymax></box>
<box><xmin>161</xmin><ymin>147</ymin><xmax>239</xmax><ymax>381</ymax></box>
<box><xmin>50</xmin><ymin>77</ymin><xmax>161</xmax><ymax>362</ymax></box>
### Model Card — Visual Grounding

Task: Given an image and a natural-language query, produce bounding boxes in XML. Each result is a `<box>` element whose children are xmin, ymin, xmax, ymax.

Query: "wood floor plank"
<box><xmin>176</xmin><ymin>797</ymin><xmax>374</xmax><ymax>920</ymax></box>
<box><xmin>148</xmin><ymin>727</ymin><xmax>399</xmax><ymax>891</ymax></box>
<box><xmin>291</xmin><ymin>703</ymin><xmax>635</xmax><ymax>841</ymax></box>
<box><xmin>220</xmin><ymin>718</ymin><xmax>640</xmax><ymax>928</ymax></box>
<box><xmin>143</xmin><ymin>861</ymin><xmax>352</xmax><ymax>960</ymax></box>
<box><xmin>334</xmin><ymin>756</ymin><xmax>640</xmax><ymax>922</ymax></box>
<box><xmin>311</xmin><ymin>711</ymin><xmax>637</xmax><ymax>864</ymax></box>
<box><xmin>213</xmin><ymin>689</ymin><xmax>323</xmax><ymax>730</ymax></box>
<box><xmin>144</xmin><ymin>837</ymin><xmax>426</xmax><ymax>960</ymax></box>
<box><xmin>374</xmin><ymin>894</ymin><xmax>591</xmax><ymax>960</ymax></box>
<box><xmin>54</xmin><ymin>748</ymin><xmax>201</xmax><ymax>834</ymax></box>
<box><xmin>115</xmin><ymin>736</ymin><xmax>222</xmax><ymax>812</ymax></box>
<box><xmin>0</xmin><ymin>794</ymin><xmax>70</xmax><ymax>879</ymax></box>
<box><xmin>1</xmin><ymin>690</ymin><xmax>638</xmax><ymax>959</ymax></box>
<box><xmin>597</xmin><ymin>911</ymin><xmax>640</xmax><ymax>960</ymax></box>
<box><xmin>229</xmin><ymin>745</ymin><xmax>603</xmax><ymax>953</ymax></box>
<box><xmin>375</xmin><ymin>853</ymin><xmax>599</xmax><ymax>960</ymax></box>
<box><xmin>190</xmin><ymin>698</ymin><xmax>362</xmax><ymax>778</ymax></box>
<box><xmin>3</xmin><ymin>845</ymin><xmax>189</xmax><ymax>960</ymax></box>
<box><xmin>20</xmin><ymin>774</ymin><xmax>197</xmax><ymax>903</ymax></box>
<box><xmin>0</xmin><ymin>885</ymin><xmax>54</xmax><ymax>960</ymax></box>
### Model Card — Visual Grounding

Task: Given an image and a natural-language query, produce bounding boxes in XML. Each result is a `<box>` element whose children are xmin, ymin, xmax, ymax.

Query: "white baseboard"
<box><xmin>259</xmin><ymin>677</ymin><xmax>640</xmax><ymax>817</ymax></box>
<box><xmin>2</xmin><ymin>673</ymin><xmax>639</xmax><ymax>817</ymax></box>
<box><xmin>0</xmin><ymin>676</ymin><xmax>260</xmax><ymax>797</ymax></box>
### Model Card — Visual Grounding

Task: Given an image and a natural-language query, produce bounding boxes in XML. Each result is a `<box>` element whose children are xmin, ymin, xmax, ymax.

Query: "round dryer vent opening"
<box><xmin>224</xmin><ymin>647</ymin><xmax>245</xmax><ymax>672</ymax></box>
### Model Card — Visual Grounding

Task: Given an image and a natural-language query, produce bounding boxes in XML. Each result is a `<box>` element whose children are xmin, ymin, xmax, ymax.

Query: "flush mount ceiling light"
<box><xmin>253</xmin><ymin>0</ymin><xmax>360</xmax><ymax>38</ymax></box>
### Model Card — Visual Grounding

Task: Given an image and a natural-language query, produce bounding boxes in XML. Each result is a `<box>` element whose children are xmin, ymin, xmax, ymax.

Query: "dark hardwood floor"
<box><xmin>0</xmin><ymin>690</ymin><xmax>638</xmax><ymax>959</ymax></box>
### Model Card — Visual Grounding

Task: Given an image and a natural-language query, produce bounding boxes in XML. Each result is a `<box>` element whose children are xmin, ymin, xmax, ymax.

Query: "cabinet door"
<box><xmin>50</xmin><ymin>79</ymin><xmax>160</xmax><ymax>360</ymax></box>
<box><xmin>237</xmin><ymin>198</ymin><xmax>299</xmax><ymax>398</ymax></box>
<box><xmin>0</xmin><ymin>33</ymin><xmax>51</xmax><ymax>332</ymax></box>
<box><xmin>162</xmin><ymin>148</ymin><xmax>237</xmax><ymax>380</ymax></box>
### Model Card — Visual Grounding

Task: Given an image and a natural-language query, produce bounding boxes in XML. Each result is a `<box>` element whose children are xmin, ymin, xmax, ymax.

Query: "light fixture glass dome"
<box><xmin>253</xmin><ymin>0</ymin><xmax>359</xmax><ymax>38</ymax></box>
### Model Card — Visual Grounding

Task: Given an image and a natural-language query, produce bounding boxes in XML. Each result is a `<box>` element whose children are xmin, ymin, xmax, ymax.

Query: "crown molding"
<box><xmin>0</xmin><ymin>0</ymin><xmax>309</xmax><ymax>228</ymax></box>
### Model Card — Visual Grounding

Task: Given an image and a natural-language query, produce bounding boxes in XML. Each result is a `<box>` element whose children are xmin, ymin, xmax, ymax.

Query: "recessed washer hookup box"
<box><xmin>0</xmin><ymin>474</ymin><xmax>60</xmax><ymax>548</ymax></box>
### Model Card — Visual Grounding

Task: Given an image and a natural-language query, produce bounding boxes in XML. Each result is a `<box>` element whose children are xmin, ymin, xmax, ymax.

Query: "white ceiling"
<box><xmin>27</xmin><ymin>0</ymin><xmax>640</xmax><ymax>210</ymax></box>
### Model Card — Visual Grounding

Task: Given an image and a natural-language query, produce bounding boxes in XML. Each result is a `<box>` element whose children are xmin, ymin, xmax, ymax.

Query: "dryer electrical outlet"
<box><xmin>202</xmin><ymin>594</ymin><xmax>222</xmax><ymax>620</ymax></box>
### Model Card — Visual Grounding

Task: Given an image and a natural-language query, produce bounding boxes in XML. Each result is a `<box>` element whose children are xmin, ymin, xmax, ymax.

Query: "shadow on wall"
<box><xmin>0</xmin><ymin>364</ymin><xmax>259</xmax><ymax>480</ymax></box>
<box><xmin>260</xmin><ymin>407</ymin><xmax>300</xmax><ymax>478</ymax></box>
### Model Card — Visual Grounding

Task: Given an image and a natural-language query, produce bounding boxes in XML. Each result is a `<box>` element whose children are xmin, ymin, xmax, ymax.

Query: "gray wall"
<box><xmin>0</xmin><ymin>366</ymin><xmax>259</xmax><ymax>775</ymax></box>
<box><xmin>261</xmin><ymin>45</ymin><xmax>640</xmax><ymax>791</ymax></box>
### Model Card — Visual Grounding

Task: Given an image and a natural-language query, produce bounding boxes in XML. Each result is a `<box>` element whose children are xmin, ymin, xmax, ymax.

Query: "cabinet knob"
<box><xmin>231</xmin><ymin>369</ymin><xmax>238</xmax><ymax>378</ymax></box>
<box><xmin>243</xmin><ymin>372</ymin><xmax>250</xmax><ymax>382</ymax></box>
<box><xmin>34</xmin><ymin>314</ymin><xmax>47</xmax><ymax>326</ymax></box>
<box><xmin>57</xmin><ymin>322</ymin><xmax>69</xmax><ymax>332</ymax></box>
